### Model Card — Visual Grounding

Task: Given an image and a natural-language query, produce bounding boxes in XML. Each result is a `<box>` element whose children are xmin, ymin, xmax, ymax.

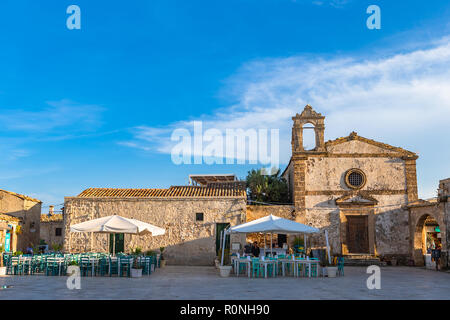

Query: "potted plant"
<box><xmin>0</xmin><ymin>244</ymin><xmax>6</xmax><ymax>276</ymax></box>
<box><xmin>390</xmin><ymin>256</ymin><xmax>397</xmax><ymax>266</ymax></box>
<box><xmin>325</xmin><ymin>256</ymin><xmax>338</xmax><ymax>278</ymax></box>
<box><xmin>159</xmin><ymin>247</ymin><xmax>166</xmax><ymax>268</ymax></box>
<box><xmin>293</xmin><ymin>236</ymin><xmax>305</xmax><ymax>254</ymax></box>
<box><xmin>145</xmin><ymin>250</ymin><xmax>157</xmax><ymax>272</ymax></box>
<box><xmin>130</xmin><ymin>247</ymin><xmax>143</xmax><ymax>278</ymax></box>
<box><xmin>51</xmin><ymin>243</ymin><xmax>62</xmax><ymax>253</ymax></box>
<box><xmin>217</xmin><ymin>249</ymin><xmax>232</xmax><ymax>277</ymax></box>
<box><xmin>214</xmin><ymin>257</ymin><xmax>220</xmax><ymax>269</ymax></box>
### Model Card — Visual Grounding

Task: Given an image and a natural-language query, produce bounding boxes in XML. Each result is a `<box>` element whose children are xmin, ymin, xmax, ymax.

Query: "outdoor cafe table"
<box><xmin>232</xmin><ymin>257</ymin><xmax>277</xmax><ymax>278</ymax></box>
<box><xmin>232</xmin><ymin>257</ymin><xmax>251</xmax><ymax>277</ymax></box>
<box><xmin>277</xmin><ymin>258</ymin><xmax>320</xmax><ymax>278</ymax></box>
<box><xmin>43</xmin><ymin>257</ymin><xmax>66</xmax><ymax>276</ymax></box>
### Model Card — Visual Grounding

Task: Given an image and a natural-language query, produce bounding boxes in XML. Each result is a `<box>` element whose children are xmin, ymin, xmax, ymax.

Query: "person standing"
<box><xmin>434</xmin><ymin>245</ymin><xmax>442</xmax><ymax>271</ymax></box>
<box><xmin>251</xmin><ymin>241</ymin><xmax>260</xmax><ymax>257</ymax></box>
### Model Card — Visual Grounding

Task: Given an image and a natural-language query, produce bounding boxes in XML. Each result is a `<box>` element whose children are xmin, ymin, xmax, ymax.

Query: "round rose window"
<box><xmin>345</xmin><ymin>169</ymin><xmax>366</xmax><ymax>189</ymax></box>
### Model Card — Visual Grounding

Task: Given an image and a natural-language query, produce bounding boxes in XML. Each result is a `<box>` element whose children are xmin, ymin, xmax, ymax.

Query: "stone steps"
<box><xmin>343</xmin><ymin>255</ymin><xmax>386</xmax><ymax>266</ymax></box>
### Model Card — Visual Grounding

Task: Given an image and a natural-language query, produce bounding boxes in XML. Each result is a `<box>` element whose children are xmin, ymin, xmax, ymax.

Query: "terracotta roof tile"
<box><xmin>76</xmin><ymin>182</ymin><xmax>246</xmax><ymax>199</ymax></box>
<box><xmin>0</xmin><ymin>189</ymin><xmax>42</xmax><ymax>203</ymax></box>
<box><xmin>0</xmin><ymin>213</ymin><xmax>21</xmax><ymax>223</ymax></box>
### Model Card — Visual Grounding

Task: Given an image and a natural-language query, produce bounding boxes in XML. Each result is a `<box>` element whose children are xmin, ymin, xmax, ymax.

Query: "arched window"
<box><xmin>302</xmin><ymin>123</ymin><xmax>316</xmax><ymax>151</ymax></box>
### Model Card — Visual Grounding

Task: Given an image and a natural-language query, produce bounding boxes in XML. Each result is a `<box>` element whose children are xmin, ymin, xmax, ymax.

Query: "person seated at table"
<box><xmin>251</xmin><ymin>242</ymin><xmax>260</xmax><ymax>257</ymax></box>
<box><xmin>244</xmin><ymin>243</ymin><xmax>252</xmax><ymax>255</ymax></box>
<box><xmin>26</xmin><ymin>244</ymin><xmax>33</xmax><ymax>255</ymax></box>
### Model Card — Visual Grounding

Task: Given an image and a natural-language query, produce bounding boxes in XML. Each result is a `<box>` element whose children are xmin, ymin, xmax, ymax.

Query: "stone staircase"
<box><xmin>343</xmin><ymin>254</ymin><xmax>386</xmax><ymax>266</ymax></box>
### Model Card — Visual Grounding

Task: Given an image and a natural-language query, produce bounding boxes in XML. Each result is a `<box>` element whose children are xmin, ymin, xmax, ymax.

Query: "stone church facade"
<box><xmin>282</xmin><ymin>105</ymin><xmax>419</xmax><ymax>262</ymax></box>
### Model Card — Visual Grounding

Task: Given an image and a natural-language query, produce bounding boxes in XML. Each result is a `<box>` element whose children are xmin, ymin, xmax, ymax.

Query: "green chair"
<box><xmin>96</xmin><ymin>257</ymin><xmax>109</xmax><ymax>276</ymax></box>
<box><xmin>108</xmin><ymin>257</ymin><xmax>119</xmax><ymax>277</ymax></box>
<box><xmin>118</xmin><ymin>256</ymin><xmax>133</xmax><ymax>277</ymax></box>
<box><xmin>337</xmin><ymin>257</ymin><xmax>345</xmax><ymax>276</ymax></box>
<box><xmin>45</xmin><ymin>257</ymin><xmax>59</xmax><ymax>276</ymax></box>
<box><xmin>8</xmin><ymin>257</ymin><xmax>19</xmax><ymax>275</ymax></box>
<box><xmin>251</xmin><ymin>258</ymin><xmax>263</xmax><ymax>278</ymax></box>
<box><xmin>79</xmin><ymin>257</ymin><xmax>92</xmax><ymax>277</ymax></box>
<box><xmin>140</xmin><ymin>256</ymin><xmax>152</xmax><ymax>276</ymax></box>
<box><xmin>303</xmin><ymin>259</ymin><xmax>319</xmax><ymax>277</ymax></box>
<box><xmin>237</xmin><ymin>257</ymin><xmax>249</xmax><ymax>276</ymax></box>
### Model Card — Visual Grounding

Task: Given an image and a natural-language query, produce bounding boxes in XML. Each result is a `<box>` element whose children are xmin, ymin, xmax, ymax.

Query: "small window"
<box><xmin>55</xmin><ymin>228</ymin><xmax>62</xmax><ymax>236</ymax></box>
<box><xmin>195</xmin><ymin>213</ymin><xmax>204</xmax><ymax>221</ymax></box>
<box><xmin>345</xmin><ymin>168</ymin><xmax>366</xmax><ymax>189</ymax></box>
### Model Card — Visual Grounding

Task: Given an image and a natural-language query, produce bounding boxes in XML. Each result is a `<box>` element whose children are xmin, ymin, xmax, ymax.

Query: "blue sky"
<box><xmin>0</xmin><ymin>0</ymin><xmax>449</xmax><ymax>210</ymax></box>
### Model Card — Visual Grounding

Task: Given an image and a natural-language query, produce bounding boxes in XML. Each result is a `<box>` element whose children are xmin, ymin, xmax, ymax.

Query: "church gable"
<box><xmin>325</xmin><ymin>132</ymin><xmax>417</xmax><ymax>157</ymax></box>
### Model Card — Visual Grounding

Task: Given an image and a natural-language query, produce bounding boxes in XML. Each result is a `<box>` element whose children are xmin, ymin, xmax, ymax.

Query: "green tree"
<box><xmin>245</xmin><ymin>168</ymin><xmax>289</xmax><ymax>204</ymax></box>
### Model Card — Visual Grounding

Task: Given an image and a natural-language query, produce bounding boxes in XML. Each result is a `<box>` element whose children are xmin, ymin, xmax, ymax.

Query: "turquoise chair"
<box><xmin>267</xmin><ymin>257</ymin><xmax>277</xmax><ymax>277</ymax></box>
<box><xmin>303</xmin><ymin>258</ymin><xmax>319</xmax><ymax>277</ymax></box>
<box><xmin>79</xmin><ymin>257</ymin><xmax>92</xmax><ymax>277</ymax></box>
<box><xmin>109</xmin><ymin>257</ymin><xmax>119</xmax><ymax>277</ymax></box>
<box><xmin>337</xmin><ymin>257</ymin><xmax>345</xmax><ymax>276</ymax></box>
<box><xmin>237</xmin><ymin>257</ymin><xmax>249</xmax><ymax>275</ymax></box>
<box><xmin>96</xmin><ymin>257</ymin><xmax>109</xmax><ymax>276</ymax></box>
<box><xmin>45</xmin><ymin>257</ymin><xmax>60</xmax><ymax>276</ymax></box>
<box><xmin>7</xmin><ymin>257</ymin><xmax>19</xmax><ymax>275</ymax></box>
<box><xmin>295</xmin><ymin>258</ymin><xmax>305</xmax><ymax>277</ymax></box>
<box><xmin>140</xmin><ymin>256</ymin><xmax>152</xmax><ymax>276</ymax></box>
<box><xmin>251</xmin><ymin>258</ymin><xmax>263</xmax><ymax>278</ymax></box>
<box><xmin>118</xmin><ymin>256</ymin><xmax>133</xmax><ymax>277</ymax></box>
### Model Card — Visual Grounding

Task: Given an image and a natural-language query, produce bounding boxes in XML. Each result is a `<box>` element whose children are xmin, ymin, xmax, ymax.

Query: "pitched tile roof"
<box><xmin>0</xmin><ymin>189</ymin><xmax>42</xmax><ymax>203</ymax></box>
<box><xmin>0</xmin><ymin>213</ymin><xmax>21</xmax><ymax>223</ymax></box>
<box><xmin>77</xmin><ymin>182</ymin><xmax>246</xmax><ymax>199</ymax></box>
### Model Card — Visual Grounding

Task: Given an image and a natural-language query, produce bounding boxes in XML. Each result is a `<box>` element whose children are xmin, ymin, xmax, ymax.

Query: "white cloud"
<box><xmin>0</xmin><ymin>99</ymin><xmax>104</xmax><ymax>133</ymax></box>
<box><xmin>122</xmin><ymin>38</ymin><xmax>450</xmax><ymax>198</ymax></box>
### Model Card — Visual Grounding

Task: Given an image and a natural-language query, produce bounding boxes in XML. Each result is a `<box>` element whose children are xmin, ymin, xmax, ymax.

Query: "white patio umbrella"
<box><xmin>70</xmin><ymin>214</ymin><xmax>165</xmax><ymax>255</ymax></box>
<box><xmin>221</xmin><ymin>214</ymin><xmax>320</xmax><ymax>265</ymax></box>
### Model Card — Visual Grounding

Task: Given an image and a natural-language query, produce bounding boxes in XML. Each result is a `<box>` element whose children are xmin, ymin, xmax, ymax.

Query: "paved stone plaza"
<box><xmin>0</xmin><ymin>266</ymin><xmax>449</xmax><ymax>300</ymax></box>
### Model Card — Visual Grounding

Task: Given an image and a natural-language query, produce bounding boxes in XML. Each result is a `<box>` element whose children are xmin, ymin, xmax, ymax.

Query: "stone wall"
<box><xmin>0</xmin><ymin>190</ymin><xmax>41</xmax><ymax>251</ymax></box>
<box><xmin>64</xmin><ymin>197</ymin><xmax>247</xmax><ymax>265</ymax></box>
<box><xmin>245</xmin><ymin>205</ymin><xmax>294</xmax><ymax>245</ymax></box>
<box><xmin>40</xmin><ymin>215</ymin><xmax>64</xmax><ymax>248</ymax></box>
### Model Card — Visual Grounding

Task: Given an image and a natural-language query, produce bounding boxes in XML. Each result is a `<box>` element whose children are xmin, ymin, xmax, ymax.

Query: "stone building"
<box><xmin>0</xmin><ymin>189</ymin><xmax>41</xmax><ymax>252</ymax></box>
<box><xmin>64</xmin><ymin>179</ymin><xmax>246</xmax><ymax>265</ymax></box>
<box><xmin>407</xmin><ymin>178</ymin><xmax>449</xmax><ymax>269</ymax></box>
<box><xmin>281</xmin><ymin>105</ymin><xmax>419</xmax><ymax>263</ymax></box>
<box><xmin>40</xmin><ymin>206</ymin><xmax>64</xmax><ymax>249</ymax></box>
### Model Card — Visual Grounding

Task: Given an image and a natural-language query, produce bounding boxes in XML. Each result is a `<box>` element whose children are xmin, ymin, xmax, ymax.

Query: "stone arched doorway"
<box><xmin>413</xmin><ymin>214</ymin><xmax>443</xmax><ymax>266</ymax></box>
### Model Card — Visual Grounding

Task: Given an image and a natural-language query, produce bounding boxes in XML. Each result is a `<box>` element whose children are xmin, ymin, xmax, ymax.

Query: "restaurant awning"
<box><xmin>70</xmin><ymin>214</ymin><xmax>166</xmax><ymax>255</ymax></box>
<box><xmin>226</xmin><ymin>214</ymin><xmax>319</xmax><ymax>234</ymax></box>
<box><xmin>70</xmin><ymin>214</ymin><xmax>165</xmax><ymax>236</ymax></box>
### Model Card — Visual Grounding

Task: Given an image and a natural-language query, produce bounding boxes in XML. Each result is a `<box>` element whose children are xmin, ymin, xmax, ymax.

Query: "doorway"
<box><xmin>277</xmin><ymin>234</ymin><xmax>287</xmax><ymax>248</ymax></box>
<box><xmin>109</xmin><ymin>233</ymin><xmax>124</xmax><ymax>254</ymax></box>
<box><xmin>413</xmin><ymin>214</ymin><xmax>442</xmax><ymax>266</ymax></box>
<box><xmin>346</xmin><ymin>216</ymin><xmax>369</xmax><ymax>253</ymax></box>
<box><xmin>216</xmin><ymin>223</ymin><xmax>230</xmax><ymax>255</ymax></box>
<box><xmin>4</xmin><ymin>229</ymin><xmax>11</xmax><ymax>252</ymax></box>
